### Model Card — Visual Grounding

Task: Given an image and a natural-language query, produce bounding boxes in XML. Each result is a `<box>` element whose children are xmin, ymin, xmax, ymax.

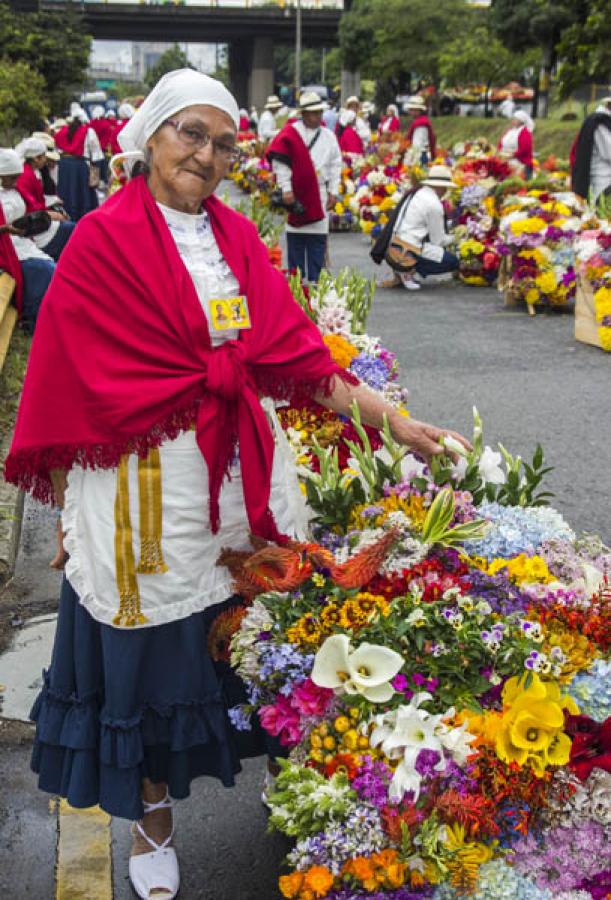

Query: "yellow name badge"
<box><xmin>209</xmin><ymin>295</ymin><xmax>251</xmax><ymax>331</ymax></box>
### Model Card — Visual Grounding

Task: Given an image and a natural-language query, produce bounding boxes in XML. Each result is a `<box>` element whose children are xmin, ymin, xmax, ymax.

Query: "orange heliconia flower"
<box><xmin>218</xmin><ymin>529</ymin><xmax>399</xmax><ymax>600</ymax></box>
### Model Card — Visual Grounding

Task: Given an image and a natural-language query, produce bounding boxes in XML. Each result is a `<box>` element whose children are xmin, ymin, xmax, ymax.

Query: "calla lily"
<box><xmin>311</xmin><ymin>634</ymin><xmax>404</xmax><ymax>703</ymax></box>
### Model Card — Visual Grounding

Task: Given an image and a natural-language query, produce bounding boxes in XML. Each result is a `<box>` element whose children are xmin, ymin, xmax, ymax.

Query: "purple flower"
<box><xmin>415</xmin><ymin>748</ymin><xmax>442</xmax><ymax>777</ymax></box>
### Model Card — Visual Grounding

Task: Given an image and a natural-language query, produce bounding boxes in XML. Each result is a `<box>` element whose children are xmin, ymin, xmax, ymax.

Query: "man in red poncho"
<box><xmin>406</xmin><ymin>95</ymin><xmax>436</xmax><ymax>165</ymax></box>
<box><xmin>267</xmin><ymin>91</ymin><xmax>342</xmax><ymax>283</ymax></box>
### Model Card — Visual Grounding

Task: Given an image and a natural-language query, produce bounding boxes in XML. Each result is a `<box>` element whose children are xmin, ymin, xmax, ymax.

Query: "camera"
<box><xmin>270</xmin><ymin>189</ymin><xmax>306</xmax><ymax>216</ymax></box>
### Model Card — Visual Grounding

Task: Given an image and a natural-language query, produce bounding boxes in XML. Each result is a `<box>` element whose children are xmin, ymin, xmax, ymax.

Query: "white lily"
<box><xmin>311</xmin><ymin>634</ymin><xmax>404</xmax><ymax>703</ymax></box>
<box><xmin>478</xmin><ymin>445</ymin><xmax>506</xmax><ymax>485</ymax></box>
<box><xmin>369</xmin><ymin>694</ymin><xmax>476</xmax><ymax>802</ymax></box>
<box><xmin>441</xmin><ymin>434</ymin><xmax>469</xmax><ymax>458</ymax></box>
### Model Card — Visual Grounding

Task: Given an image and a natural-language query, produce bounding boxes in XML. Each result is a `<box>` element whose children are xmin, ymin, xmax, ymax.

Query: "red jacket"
<box><xmin>90</xmin><ymin>119</ymin><xmax>113</xmax><ymax>153</ymax></box>
<box><xmin>498</xmin><ymin>126</ymin><xmax>533</xmax><ymax>168</ymax></box>
<box><xmin>337</xmin><ymin>125</ymin><xmax>364</xmax><ymax>154</ymax></box>
<box><xmin>380</xmin><ymin>115</ymin><xmax>400</xmax><ymax>133</ymax></box>
<box><xmin>16</xmin><ymin>164</ymin><xmax>46</xmax><ymax>212</ymax></box>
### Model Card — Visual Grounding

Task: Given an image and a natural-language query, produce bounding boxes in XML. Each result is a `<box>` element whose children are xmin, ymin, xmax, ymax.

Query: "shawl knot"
<box><xmin>206</xmin><ymin>341</ymin><xmax>248</xmax><ymax>402</ymax></box>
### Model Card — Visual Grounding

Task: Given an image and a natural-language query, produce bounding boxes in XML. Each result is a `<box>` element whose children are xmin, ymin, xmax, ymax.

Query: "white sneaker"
<box><xmin>129</xmin><ymin>794</ymin><xmax>180</xmax><ymax>900</ymax></box>
<box><xmin>402</xmin><ymin>279</ymin><xmax>421</xmax><ymax>291</ymax></box>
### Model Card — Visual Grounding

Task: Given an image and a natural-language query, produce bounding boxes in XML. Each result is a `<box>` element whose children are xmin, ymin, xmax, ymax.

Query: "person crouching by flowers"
<box><xmin>371</xmin><ymin>165</ymin><xmax>459</xmax><ymax>291</ymax></box>
<box><xmin>498</xmin><ymin>110</ymin><xmax>535</xmax><ymax>180</ymax></box>
<box><xmin>6</xmin><ymin>68</ymin><xmax>472</xmax><ymax>900</ymax></box>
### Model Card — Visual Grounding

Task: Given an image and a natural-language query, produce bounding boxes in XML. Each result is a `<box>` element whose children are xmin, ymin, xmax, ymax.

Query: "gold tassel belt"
<box><xmin>113</xmin><ymin>448</ymin><xmax>168</xmax><ymax>627</ymax></box>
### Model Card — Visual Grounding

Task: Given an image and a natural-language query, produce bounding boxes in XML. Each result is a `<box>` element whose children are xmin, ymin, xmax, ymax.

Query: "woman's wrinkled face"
<box><xmin>146</xmin><ymin>104</ymin><xmax>237</xmax><ymax>212</ymax></box>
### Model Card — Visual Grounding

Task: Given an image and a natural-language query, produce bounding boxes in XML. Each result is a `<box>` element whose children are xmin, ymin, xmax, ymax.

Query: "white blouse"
<box><xmin>0</xmin><ymin>189</ymin><xmax>54</xmax><ymax>262</ymax></box>
<box><xmin>62</xmin><ymin>202</ymin><xmax>308</xmax><ymax>629</ymax></box>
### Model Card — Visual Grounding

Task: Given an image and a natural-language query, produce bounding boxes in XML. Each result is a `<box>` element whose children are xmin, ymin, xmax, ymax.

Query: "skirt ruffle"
<box><xmin>31</xmin><ymin>577</ymin><xmax>275</xmax><ymax>820</ymax></box>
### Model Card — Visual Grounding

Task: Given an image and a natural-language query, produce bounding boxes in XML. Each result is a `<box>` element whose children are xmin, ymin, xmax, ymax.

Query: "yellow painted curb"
<box><xmin>56</xmin><ymin>799</ymin><xmax>113</xmax><ymax>900</ymax></box>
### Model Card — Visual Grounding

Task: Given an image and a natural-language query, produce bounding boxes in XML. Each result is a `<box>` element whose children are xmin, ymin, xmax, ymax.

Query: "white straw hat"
<box><xmin>298</xmin><ymin>91</ymin><xmax>325</xmax><ymax>113</ymax></box>
<box><xmin>264</xmin><ymin>95</ymin><xmax>282</xmax><ymax>110</ymax></box>
<box><xmin>406</xmin><ymin>95</ymin><xmax>426</xmax><ymax>111</ymax></box>
<box><xmin>422</xmin><ymin>164</ymin><xmax>456</xmax><ymax>188</ymax></box>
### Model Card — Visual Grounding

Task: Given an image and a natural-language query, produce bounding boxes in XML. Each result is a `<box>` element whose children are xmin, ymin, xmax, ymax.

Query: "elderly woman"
<box><xmin>15</xmin><ymin>136</ymin><xmax>75</xmax><ymax>261</ymax></box>
<box><xmin>380</xmin><ymin>104</ymin><xmax>401</xmax><ymax>134</ymax></box>
<box><xmin>498</xmin><ymin>109</ymin><xmax>535</xmax><ymax>180</ymax></box>
<box><xmin>55</xmin><ymin>108</ymin><xmax>104</xmax><ymax>220</ymax></box>
<box><xmin>6</xmin><ymin>70</ymin><xmax>467</xmax><ymax>900</ymax></box>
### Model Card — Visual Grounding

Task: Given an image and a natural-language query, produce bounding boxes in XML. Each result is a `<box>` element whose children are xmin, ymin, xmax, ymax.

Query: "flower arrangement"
<box><xmin>227</xmin><ymin>393</ymin><xmax>611</xmax><ymax>897</ymax></box>
<box><xmin>575</xmin><ymin>226</ymin><xmax>611</xmax><ymax>351</ymax></box>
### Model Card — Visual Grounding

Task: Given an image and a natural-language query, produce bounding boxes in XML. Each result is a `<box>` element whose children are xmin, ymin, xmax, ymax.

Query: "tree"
<box><xmin>0</xmin><ymin>7</ymin><xmax>91</xmax><ymax>112</ymax></box>
<box><xmin>439</xmin><ymin>26</ymin><xmax>539</xmax><ymax>116</ymax></box>
<box><xmin>273</xmin><ymin>45</ymin><xmax>340</xmax><ymax>89</ymax></box>
<box><xmin>556</xmin><ymin>0</ymin><xmax>611</xmax><ymax>99</ymax></box>
<box><xmin>490</xmin><ymin>0</ymin><xmax>589</xmax><ymax>115</ymax></box>
<box><xmin>339</xmin><ymin>0</ymin><xmax>478</xmax><ymax>98</ymax></box>
<box><xmin>0</xmin><ymin>57</ymin><xmax>47</xmax><ymax>135</ymax></box>
<box><xmin>145</xmin><ymin>45</ymin><xmax>194</xmax><ymax>90</ymax></box>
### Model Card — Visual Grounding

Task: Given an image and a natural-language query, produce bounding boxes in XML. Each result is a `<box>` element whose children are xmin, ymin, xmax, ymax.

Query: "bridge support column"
<box><xmin>229</xmin><ymin>39</ymin><xmax>253</xmax><ymax>110</ymax></box>
<box><xmin>249</xmin><ymin>36</ymin><xmax>274</xmax><ymax>111</ymax></box>
<box><xmin>341</xmin><ymin>69</ymin><xmax>361</xmax><ymax>103</ymax></box>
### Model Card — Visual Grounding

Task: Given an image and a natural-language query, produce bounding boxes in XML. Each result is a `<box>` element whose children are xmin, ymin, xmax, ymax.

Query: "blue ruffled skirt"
<box><xmin>57</xmin><ymin>158</ymin><xmax>98</xmax><ymax>221</ymax></box>
<box><xmin>31</xmin><ymin>577</ymin><xmax>274</xmax><ymax>820</ymax></box>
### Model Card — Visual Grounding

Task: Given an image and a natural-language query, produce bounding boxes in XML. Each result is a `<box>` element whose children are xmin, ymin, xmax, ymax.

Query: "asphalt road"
<box><xmin>0</xmin><ymin>225</ymin><xmax>609</xmax><ymax>900</ymax></box>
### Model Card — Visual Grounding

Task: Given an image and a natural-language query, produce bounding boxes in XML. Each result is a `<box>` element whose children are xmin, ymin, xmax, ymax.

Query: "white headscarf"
<box><xmin>0</xmin><ymin>149</ymin><xmax>24</xmax><ymax>176</ymax></box>
<box><xmin>338</xmin><ymin>109</ymin><xmax>356</xmax><ymax>127</ymax></box>
<box><xmin>15</xmin><ymin>137</ymin><xmax>47</xmax><ymax>159</ymax></box>
<box><xmin>513</xmin><ymin>110</ymin><xmax>534</xmax><ymax>132</ymax></box>
<box><xmin>119</xmin><ymin>69</ymin><xmax>239</xmax><ymax>160</ymax></box>
<box><xmin>92</xmin><ymin>105</ymin><xmax>105</xmax><ymax>120</ymax></box>
<box><xmin>118</xmin><ymin>102</ymin><xmax>136</xmax><ymax>121</ymax></box>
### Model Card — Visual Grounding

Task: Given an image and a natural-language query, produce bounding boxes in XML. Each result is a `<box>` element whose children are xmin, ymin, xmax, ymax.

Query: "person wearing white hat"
<box><xmin>268</xmin><ymin>90</ymin><xmax>342</xmax><ymax>282</ymax></box>
<box><xmin>0</xmin><ymin>148</ymin><xmax>56</xmax><ymax>331</ymax></box>
<box><xmin>257</xmin><ymin>94</ymin><xmax>283</xmax><ymax>142</ymax></box>
<box><xmin>405</xmin><ymin>95</ymin><xmax>436</xmax><ymax>165</ymax></box>
<box><xmin>345</xmin><ymin>95</ymin><xmax>371</xmax><ymax>146</ymax></box>
<box><xmin>12</xmin><ymin>67</ymin><xmax>471</xmax><ymax>900</ymax></box>
<box><xmin>54</xmin><ymin>107</ymin><xmax>104</xmax><ymax>219</ymax></box>
<box><xmin>498</xmin><ymin>109</ymin><xmax>535</xmax><ymax>179</ymax></box>
<box><xmin>571</xmin><ymin>97</ymin><xmax>611</xmax><ymax>202</ymax></box>
<box><xmin>14</xmin><ymin>137</ymin><xmax>75</xmax><ymax>261</ymax></box>
<box><xmin>89</xmin><ymin>105</ymin><xmax>114</xmax><ymax>181</ymax></box>
<box><xmin>372</xmin><ymin>165</ymin><xmax>458</xmax><ymax>290</ymax></box>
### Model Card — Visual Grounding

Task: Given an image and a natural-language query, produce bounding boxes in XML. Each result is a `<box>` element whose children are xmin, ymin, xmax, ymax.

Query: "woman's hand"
<box><xmin>315</xmin><ymin>379</ymin><xmax>471</xmax><ymax>465</ymax></box>
<box><xmin>390</xmin><ymin>415</ymin><xmax>471</xmax><ymax>464</ymax></box>
<box><xmin>48</xmin><ymin>210</ymin><xmax>67</xmax><ymax>222</ymax></box>
<box><xmin>0</xmin><ymin>223</ymin><xmax>25</xmax><ymax>237</ymax></box>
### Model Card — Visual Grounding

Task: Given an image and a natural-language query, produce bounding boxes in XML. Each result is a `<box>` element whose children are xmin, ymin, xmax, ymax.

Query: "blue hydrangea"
<box><xmin>465</xmin><ymin>502</ymin><xmax>574</xmax><ymax>560</ymax></box>
<box><xmin>350</xmin><ymin>353</ymin><xmax>390</xmax><ymax>391</ymax></box>
<box><xmin>433</xmin><ymin>859</ymin><xmax>552</xmax><ymax>900</ymax></box>
<box><xmin>567</xmin><ymin>659</ymin><xmax>611</xmax><ymax>721</ymax></box>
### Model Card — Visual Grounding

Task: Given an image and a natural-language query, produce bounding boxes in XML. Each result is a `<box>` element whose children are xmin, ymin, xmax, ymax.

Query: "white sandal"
<box><xmin>129</xmin><ymin>793</ymin><xmax>180</xmax><ymax>900</ymax></box>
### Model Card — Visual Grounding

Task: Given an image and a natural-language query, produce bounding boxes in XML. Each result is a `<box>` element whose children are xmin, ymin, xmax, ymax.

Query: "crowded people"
<box><xmin>15</xmin><ymin>137</ymin><xmax>75</xmax><ymax>261</ymax></box>
<box><xmin>0</xmin><ymin>148</ymin><xmax>56</xmax><ymax>331</ymax></box>
<box><xmin>268</xmin><ymin>91</ymin><xmax>342</xmax><ymax>283</ymax></box>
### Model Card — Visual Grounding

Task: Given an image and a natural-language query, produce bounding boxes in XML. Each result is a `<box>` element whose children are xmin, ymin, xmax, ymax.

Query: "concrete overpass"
<box><xmin>35</xmin><ymin>1</ymin><xmax>344</xmax><ymax>107</ymax></box>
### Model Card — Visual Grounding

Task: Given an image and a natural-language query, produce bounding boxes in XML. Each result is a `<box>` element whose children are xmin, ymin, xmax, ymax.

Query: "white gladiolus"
<box><xmin>478</xmin><ymin>446</ymin><xmax>506</xmax><ymax>485</ymax></box>
<box><xmin>311</xmin><ymin>634</ymin><xmax>404</xmax><ymax>703</ymax></box>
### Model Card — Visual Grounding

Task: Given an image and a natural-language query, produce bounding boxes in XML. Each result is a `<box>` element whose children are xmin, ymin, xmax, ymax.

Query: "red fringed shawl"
<box><xmin>407</xmin><ymin>115</ymin><xmax>437</xmax><ymax>158</ymax></box>
<box><xmin>267</xmin><ymin>124</ymin><xmax>325</xmax><ymax>227</ymax></box>
<box><xmin>5</xmin><ymin>176</ymin><xmax>355</xmax><ymax>541</ymax></box>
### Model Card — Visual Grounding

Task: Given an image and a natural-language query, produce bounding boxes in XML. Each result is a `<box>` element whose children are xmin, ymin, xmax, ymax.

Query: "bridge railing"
<box><xmin>45</xmin><ymin>0</ymin><xmax>344</xmax><ymax>8</ymax></box>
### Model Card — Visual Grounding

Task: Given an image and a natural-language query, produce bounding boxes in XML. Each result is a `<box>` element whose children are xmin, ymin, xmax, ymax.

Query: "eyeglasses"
<box><xmin>165</xmin><ymin>118</ymin><xmax>239</xmax><ymax>163</ymax></box>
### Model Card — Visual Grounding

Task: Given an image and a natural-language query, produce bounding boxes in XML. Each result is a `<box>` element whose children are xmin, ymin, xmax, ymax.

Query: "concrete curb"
<box><xmin>0</xmin><ymin>432</ymin><xmax>24</xmax><ymax>586</ymax></box>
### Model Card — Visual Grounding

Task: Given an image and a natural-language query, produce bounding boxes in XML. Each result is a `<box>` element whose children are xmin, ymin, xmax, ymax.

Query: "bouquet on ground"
<box><xmin>229</xmin><ymin>402</ymin><xmax>611</xmax><ymax>898</ymax></box>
